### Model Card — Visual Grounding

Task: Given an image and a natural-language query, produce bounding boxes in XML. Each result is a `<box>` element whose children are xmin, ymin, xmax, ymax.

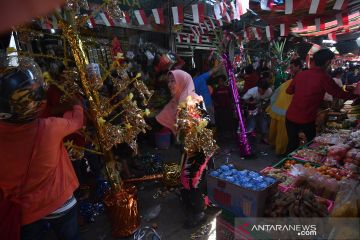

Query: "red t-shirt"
<box><xmin>286</xmin><ymin>67</ymin><xmax>356</xmax><ymax>124</ymax></box>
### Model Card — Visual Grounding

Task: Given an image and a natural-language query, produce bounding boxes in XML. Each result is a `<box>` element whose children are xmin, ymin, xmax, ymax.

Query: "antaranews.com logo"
<box><xmin>251</xmin><ymin>224</ymin><xmax>317</xmax><ymax>236</ymax></box>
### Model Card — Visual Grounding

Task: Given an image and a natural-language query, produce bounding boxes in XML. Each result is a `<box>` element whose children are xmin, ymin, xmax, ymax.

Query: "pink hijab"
<box><xmin>156</xmin><ymin>70</ymin><xmax>200</xmax><ymax>135</ymax></box>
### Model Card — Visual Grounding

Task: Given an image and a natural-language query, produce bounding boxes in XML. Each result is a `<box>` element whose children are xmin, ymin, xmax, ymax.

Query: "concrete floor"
<box><xmin>45</xmin><ymin>129</ymin><xmax>280</xmax><ymax>240</ymax></box>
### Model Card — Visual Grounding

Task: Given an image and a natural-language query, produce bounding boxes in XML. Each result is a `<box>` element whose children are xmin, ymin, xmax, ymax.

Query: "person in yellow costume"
<box><xmin>267</xmin><ymin>58</ymin><xmax>303</xmax><ymax>155</ymax></box>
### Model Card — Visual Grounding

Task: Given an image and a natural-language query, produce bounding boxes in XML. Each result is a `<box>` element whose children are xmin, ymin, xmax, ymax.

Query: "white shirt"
<box><xmin>242</xmin><ymin>87</ymin><xmax>273</xmax><ymax>101</ymax></box>
<box><xmin>324</xmin><ymin>77</ymin><xmax>343</xmax><ymax>101</ymax></box>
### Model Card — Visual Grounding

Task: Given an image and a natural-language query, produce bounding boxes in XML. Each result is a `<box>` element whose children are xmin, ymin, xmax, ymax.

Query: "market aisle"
<box><xmin>43</xmin><ymin>131</ymin><xmax>279</xmax><ymax>240</ymax></box>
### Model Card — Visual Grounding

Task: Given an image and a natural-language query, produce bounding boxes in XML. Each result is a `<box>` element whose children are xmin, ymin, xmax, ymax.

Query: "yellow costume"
<box><xmin>266</xmin><ymin>80</ymin><xmax>293</xmax><ymax>155</ymax></box>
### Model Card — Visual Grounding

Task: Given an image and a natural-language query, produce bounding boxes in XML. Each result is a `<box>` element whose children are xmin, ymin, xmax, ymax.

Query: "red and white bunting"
<box><xmin>190</xmin><ymin>26</ymin><xmax>200</xmax><ymax>35</ymax></box>
<box><xmin>260</xmin><ymin>0</ymin><xmax>271</xmax><ymax>11</ymax></box>
<box><xmin>204</xmin><ymin>21</ymin><xmax>211</xmax><ymax>31</ymax></box>
<box><xmin>172</xmin><ymin>6</ymin><xmax>184</xmax><ymax>24</ymax></box>
<box><xmin>336</xmin><ymin>13</ymin><xmax>349</xmax><ymax>27</ymax></box>
<box><xmin>333</xmin><ymin>0</ymin><xmax>345</xmax><ymax>10</ymax></box>
<box><xmin>177</xmin><ymin>33</ymin><xmax>185</xmax><ymax>43</ymax></box>
<box><xmin>265</xmin><ymin>26</ymin><xmax>274</xmax><ymax>40</ymax></box>
<box><xmin>230</xmin><ymin>1</ymin><xmax>240</xmax><ymax>20</ymax></box>
<box><xmin>121</xmin><ymin>12</ymin><xmax>131</xmax><ymax>24</ymax></box>
<box><xmin>192</xmin><ymin>3</ymin><xmax>205</xmax><ymax>23</ymax></box>
<box><xmin>309</xmin><ymin>0</ymin><xmax>326</xmax><ymax>14</ymax></box>
<box><xmin>296</xmin><ymin>20</ymin><xmax>307</xmax><ymax>30</ymax></box>
<box><xmin>208</xmin><ymin>18</ymin><xmax>216</xmax><ymax>30</ymax></box>
<box><xmin>152</xmin><ymin>8</ymin><xmax>164</xmax><ymax>25</ymax></box>
<box><xmin>99</xmin><ymin>12</ymin><xmax>115</xmax><ymax>27</ymax></box>
<box><xmin>280</xmin><ymin>23</ymin><xmax>289</xmax><ymax>36</ymax></box>
<box><xmin>328</xmin><ymin>32</ymin><xmax>337</xmax><ymax>41</ymax></box>
<box><xmin>252</xmin><ymin>27</ymin><xmax>262</xmax><ymax>40</ymax></box>
<box><xmin>236</xmin><ymin>0</ymin><xmax>249</xmax><ymax>16</ymax></box>
<box><xmin>315</xmin><ymin>18</ymin><xmax>325</xmax><ymax>31</ymax></box>
<box><xmin>285</xmin><ymin>0</ymin><xmax>293</xmax><ymax>15</ymax></box>
<box><xmin>216</xmin><ymin>17</ymin><xmax>223</xmax><ymax>26</ymax></box>
<box><xmin>87</xmin><ymin>16</ymin><xmax>96</xmax><ymax>28</ymax></box>
<box><xmin>214</xmin><ymin>3</ymin><xmax>222</xmax><ymax>20</ymax></box>
<box><xmin>220</xmin><ymin>2</ymin><xmax>227</xmax><ymax>17</ymax></box>
<box><xmin>134</xmin><ymin>10</ymin><xmax>148</xmax><ymax>25</ymax></box>
<box><xmin>224</xmin><ymin>12</ymin><xmax>231</xmax><ymax>23</ymax></box>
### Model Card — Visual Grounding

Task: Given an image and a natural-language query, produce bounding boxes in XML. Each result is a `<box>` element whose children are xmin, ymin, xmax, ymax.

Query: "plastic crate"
<box><xmin>207</xmin><ymin>173</ymin><xmax>278</xmax><ymax>217</ymax></box>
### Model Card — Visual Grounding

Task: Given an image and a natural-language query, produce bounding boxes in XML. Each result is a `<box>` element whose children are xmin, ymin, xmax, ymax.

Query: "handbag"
<box><xmin>0</xmin><ymin>120</ymin><xmax>41</xmax><ymax>240</ymax></box>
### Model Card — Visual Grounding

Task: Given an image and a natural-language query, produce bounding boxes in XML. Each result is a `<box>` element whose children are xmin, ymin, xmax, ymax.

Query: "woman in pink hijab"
<box><xmin>156</xmin><ymin>70</ymin><xmax>210</xmax><ymax>228</ymax></box>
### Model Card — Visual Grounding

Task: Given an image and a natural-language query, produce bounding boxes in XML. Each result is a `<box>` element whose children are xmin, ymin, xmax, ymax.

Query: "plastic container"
<box><xmin>155</xmin><ymin>129</ymin><xmax>171</xmax><ymax>149</ymax></box>
<box><xmin>207</xmin><ymin>172</ymin><xmax>278</xmax><ymax>217</ymax></box>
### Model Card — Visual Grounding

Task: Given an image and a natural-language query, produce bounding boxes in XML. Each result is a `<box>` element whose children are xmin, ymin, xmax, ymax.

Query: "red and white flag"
<box><xmin>214</xmin><ymin>3</ymin><xmax>222</xmax><ymax>20</ymax></box>
<box><xmin>172</xmin><ymin>6</ymin><xmax>184</xmax><ymax>24</ymax></box>
<box><xmin>191</xmin><ymin>26</ymin><xmax>200</xmax><ymax>35</ymax></box>
<box><xmin>192</xmin><ymin>4</ymin><xmax>205</xmax><ymax>23</ymax></box>
<box><xmin>87</xmin><ymin>16</ymin><xmax>96</xmax><ymax>28</ymax></box>
<box><xmin>152</xmin><ymin>8</ymin><xmax>165</xmax><ymax>25</ymax></box>
<box><xmin>285</xmin><ymin>0</ymin><xmax>293</xmax><ymax>14</ymax></box>
<box><xmin>197</xmin><ymin>25</ymin><xmax>205</xmax><ymax>34</ymax></box>
<box><xmin>328</xmin><ymin>32</ymin><xmax>337</xmax><ymax>41</ymax></box>
<box><xmin>195</xmin><ymin>34</ymin><xmax>202</xmax><ymax>44</ymax></box>
<box><xmin>333</xmin><ymin>0</ymin><xmax>345</xmax><ymax>10</ymax></box>
<box><xmin>230</xmin><ymin>1</ymin><xmax>240</xmax><ymax>20</ymax></box>
<box><xmin>252</xmin><ymin>27</ymin><xmax>262</xmax><ymax>40</ymax></box>
<box><xmin>296</xmin><ymin>20</ymin><xmax>307</xmax><ymax>30</ymax></box>
<box><xmin>265</xmin><ymin>26</ymin><xmax>274</xmax><ymax>40</ymax></box>
<box><xmin>216</xmin><ymin>17</ymin><xmax>223</xmax><ymax>26</ymax></box>
<box><xmin>134</xmin><ymin>10</ymin><xmax>148</xmax><ymax>25</ymax></box>
<box><xmin>177</xmin><ymin>33</ymin><xmax>185</xmax><ymax>43</ymax></box>
<box><xmin>224</xmin><ymin>12</ymin><xmax>231</xmax><ymax>23</ymax></box>
<box><xmin>309</xmin><ymin>0</ymin><xmax>327</xmax><ymax>14</ymax></box>
<box><xmin>315</xmin><ymin>18</ymin><xmax>325</xmax><ymax>31</ymax></box>
<box><xmin>236</xmin><ymin>0</ymin><xmax>249</xmax><ymax>16</ymax></box>
<box><xmin>99</xmin><ymin>12</ymin><xmax>115</xmax><ymax>27</ymax></box>
<box><xmin>280</xmin><ymin>23</ymin><xmax>289</xmax><ymax>36</ymax></box>
<box><xmin>336</xmin><ymin>13</ymin><xmax>349</xmax><ymax>27</ymax></box>
<box><xmin>220</xmin><ymin>2</ymin><xmax>227</xmax><ymax>17</ymax></box>
<box><xmin>208</xmin><ymin>18</ymin><xmax>216</xmax><ymax>30</ymax></box>
<box><xmin>204</xmin><ymin>21</ymin><xmax>211</xmax><ymax>31</ymax></box>
<box><xmin>260</xmin><ymin>0</ymin><xmax>271</xmax><ymax>10</ymax></box>
<box><xmin>121</xmin><ymin>12</ymin><xmax>131</xmax><ymax>24</ymax></box>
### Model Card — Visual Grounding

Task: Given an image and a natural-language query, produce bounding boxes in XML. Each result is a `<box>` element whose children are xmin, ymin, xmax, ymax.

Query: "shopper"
<box><xmin>0</xmin><ymin>59</ymin><xmax>84</xmax><ymax>240</ymax></box>
<box><xmin>243</xmin><ymin>78</ymin><xmax>273</xmax><ymax>147</ymax></box>
<box><xmin>156</xmin><ymin>70</ymin><xmax>211</xmax><ymax>228</ymax></box>
<box><xmin>191</xmin><ymin>65</ymin><xmax>223</xmax><ymax>125</ymax></box>
<box><xmin>242</xmin><ymin>64</ymin><xmax>260</xmax><ymax>94</ymax></box>
<box><xmin>267</xmin><ymin>58</ymin><xmax>302</xmax><ymax>156</ymax></box>
<box><xmin>286</xmin><ymin>49</ymin><xmax>358</xmax><ymax>153</ymax></box>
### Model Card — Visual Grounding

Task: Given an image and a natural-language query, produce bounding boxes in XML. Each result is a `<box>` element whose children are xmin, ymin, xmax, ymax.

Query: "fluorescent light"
<box><xmin>50</xmin><ymin>28</ymin><xmax>56</xmax><ymax>34</ymax></box>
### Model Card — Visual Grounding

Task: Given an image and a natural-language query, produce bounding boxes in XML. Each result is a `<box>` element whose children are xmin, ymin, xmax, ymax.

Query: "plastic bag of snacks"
<box><xmin>324</xmin><ymin>144</ymin><xmax>351</xmax><ymax>166</ymax></box>
<box><xmin>331</xmin><ymin>180</ymin><xmax>360</xmax><ymax>217</ymax></box>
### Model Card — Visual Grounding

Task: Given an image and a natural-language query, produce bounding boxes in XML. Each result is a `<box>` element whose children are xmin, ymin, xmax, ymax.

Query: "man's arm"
<box><xmin>323</xmin><ymin>75</ymin><xmax>357</xmax><ymax>100</ymax></box>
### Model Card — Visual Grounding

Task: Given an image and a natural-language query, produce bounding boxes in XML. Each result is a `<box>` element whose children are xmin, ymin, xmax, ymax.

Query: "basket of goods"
<box><xmin>291</xmin><ymin>148</ymin><xmax>325</xmax><ymax>164</ymax></box>
<box><xmin>265</xmin><ymin>188</ymin><xmax>329</xmax><ymax>217</ymax></box>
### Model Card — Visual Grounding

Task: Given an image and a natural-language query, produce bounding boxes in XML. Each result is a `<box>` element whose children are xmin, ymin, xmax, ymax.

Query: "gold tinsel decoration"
<box><xmin>176</xmin><ymin>96</ymin><xmax>218</xmax><ymax>157</ymax></box>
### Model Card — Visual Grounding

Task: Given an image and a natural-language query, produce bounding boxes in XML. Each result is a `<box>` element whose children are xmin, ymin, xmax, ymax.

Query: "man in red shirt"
<box><xmin>286</xmin><ymin>49</ymin><xmax>358</xmax><ymax>153</ymax></box>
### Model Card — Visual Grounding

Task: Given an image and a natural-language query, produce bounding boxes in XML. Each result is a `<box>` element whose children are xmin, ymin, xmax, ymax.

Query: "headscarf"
<box><xmin>156</xmin><ymin>70</ymin><xmax>200</xmax><ymax>135</ymax></box>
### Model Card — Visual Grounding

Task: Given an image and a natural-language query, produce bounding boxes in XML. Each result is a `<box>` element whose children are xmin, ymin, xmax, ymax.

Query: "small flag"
<box><xmin>265</xmin><ymin>26</ymin><xmax>274</xmax><ymax>40</ymax></box>
<box><xmin>121</xmin><ymin>12</ymin><xmax>131</xmax><ymax>24</ymax></box>
<box><xmin>336</xmin><ymin>13</ymin><xmax>349</xmax><ymax>26</ymax></box>
<box><xmin>208</xmin><ymin>18</ymin><xmax>216</xmax><ymax>30</ymax></box>
<box><xmin>191</xmin><ymin>26</ymin><xmax>200</xmax><ymax>35</ymax></box>
<box><xmin>99</xmin><ymin>12</ymin><xmax>115</xmax><ymax>27</ymax></box>
<box><xmin>315</xmin><ymin>18</ymin><xmax>325</xmax><ymax>31</ymax></box>
<box><xmin>333</xmin><ymin>0</ymin><xmax>345</xmax><ymax>10</ymax></box>
<box><xmin>134</xmin><ymin>10</ymin><xmax>148</xmax><ymax>25</ymax></box>
<box><xmin>192</xmin><ymin>3</ymin><xmax>205</xmax><ymax>23</ymax></box>
<box><xmin>216</xmin><ymin>17</ymin><xmax>223</xmax><ymax>26</ymax></box>
<box><xmin>224</xmin><ymin>12</ymin><xmax>231</xmax><ymax>23</ymax></box>
<box><xmin>214</xmin><ymin>3</ymin><xmax>222</xmax><ymax>20</ymax></box>
<box><xmin>87</xmin><ymin>16</ymin><xmax>96</xmax><ymax>28</ymax></box>
<box><xmin>172</xmin><ymin>6</ymin><xmax>184</xmax><ymax>24</ymax></box>
<box><xmin>152</xmin><ymin>8</ymin><xmax>165</xmax><ymax>25</ymax></box>
<box><xmin>280</xmin><ymin>23</ymin><xmax>289</xmax><ymax>36</ymax></box>
<box><xmin>236</xmin><ymin>0</ymin><xmax>249</xmax><ymax>16</ymax></box>
<box><xmin>231</xmin><ymin>1</ymin><xmax>240</xmax><ymax>20</ymax></box>
<box><xmin>285</xmin><ymin>0</ymin><xmax>293</xmax><ymax>14</ymax></box>
<box><xmin>204</xmin><ymin>21</ymin><xmax>211</xmax><ymax>31</ymax></box>
<box><xmin>328</xmin><ymin>32</ymin><xmax>337</xmax><ymax>41</ymax></box>
<box><xmin>252</xmin><ymin>27</ymin><xmax>262</xmax><ymax>40</ymax></box>
<box><xmin>309</xmin><ymin>0</ymin><xmax>327</xmax><ymax>14</ymax></box>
